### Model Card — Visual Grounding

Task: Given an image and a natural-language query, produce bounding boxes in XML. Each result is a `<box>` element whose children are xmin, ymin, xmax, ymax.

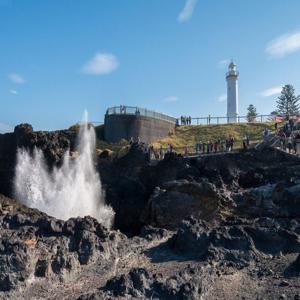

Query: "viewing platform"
<box><xmin>106</xmin><ymin>106</ymin><xmax>177</xmax><ymax>124</ymax></box>
<box><xmin>104</xmin><ymin>105</ymin><xmax>177</xmax><ymax>143</ymax></box>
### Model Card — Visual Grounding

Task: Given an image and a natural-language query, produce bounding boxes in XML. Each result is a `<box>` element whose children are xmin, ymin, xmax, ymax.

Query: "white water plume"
<box><xmin>14</xmin><ymin>111</ymin><xmax>114</xmax><ymax>228</ymax></box>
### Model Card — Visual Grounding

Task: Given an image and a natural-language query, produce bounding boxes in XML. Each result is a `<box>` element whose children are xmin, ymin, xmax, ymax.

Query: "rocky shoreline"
<box><xmin>1</xmin><ymin>125</ymin><xmax>300</xmax><ymax>299</ymax></box>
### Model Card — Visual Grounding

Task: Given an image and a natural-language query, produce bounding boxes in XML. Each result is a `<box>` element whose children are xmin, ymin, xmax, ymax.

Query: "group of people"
<box><xmin>129</xmin><ymin>136</ymin><xmax>141</xmax><ymax>144</ymax></box>
<box><xmin>129</xmin><ymin>136</ymin><xmax>167</xmax><ymax>160</ymax></box>
<box><xmin>264</xmin><ymin>119</ymin><xmax>300</xmax><ymax>155</ymax></box>
<box><xmin>129</xmin><ymin>134</ymin><xmax>249</xmax><ymax>160</ymax></box>
<box><xmin>120</xmin><ymin>105</ymin><xmax>127</xmax><ymax>114</ymax></box>
<box><xmin>276</xmin><ymin>119</ymin><xmax>296</xmax><ymax>137</ymax></box>
<box><xmin>276</xmin><ymin>126</ymin><xmax>300</xmax><ymax>154</ymax></box>
<box><xmin>194</xmin><ymin>136</ymin><xmax>238</xmax><ymax>154</ymax></box>
<box><xmin>127</xmin><ymin>117</ymin><xmax>300</xmax><ymax>161</ymax></box>
<box><xmin>180</xmin><ymin>116</ymin><xmax>192</xmax><ymax>125</ymax></box>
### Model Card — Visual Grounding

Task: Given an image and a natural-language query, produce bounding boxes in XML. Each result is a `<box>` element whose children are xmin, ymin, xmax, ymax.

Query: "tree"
<box><xmin>247</xmin><ymin>104</ymin><xmax>258</xmax><ymax>122</ymax></box>
<box><xmin>276</xmin><ymin>84</ymin><xmax>300</xmax><ymax>117</ymax></box>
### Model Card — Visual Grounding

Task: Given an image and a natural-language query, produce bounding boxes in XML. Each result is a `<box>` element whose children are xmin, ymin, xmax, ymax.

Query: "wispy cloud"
<box><xmin>218</xmin><ymin>59</ymin><xmax>230</xmax><ymax>68</ymax></box>
<box><xmin>266</xmin><ymin>29</ymin><xmax>300</xmax><ymax>58</ymax></box>
<box><xmin>82</xmin><ymin>52</ymin><xmax>119</xmax><ymax>75</ymax></box>
<box><xmin>0</xmin><ymin>122</ymin><xmax>13</xmax><ymax>133</ymax></box>
<box><xmin>177</xmin><ymin>0</ymin><xmax>198</xmax><ymax>23</ymax></box>
<box><xmin>10</xmin><ymin>89</ymin><xmax>18</xmax><ymax>95</ymax></box>
<box><xmin>260</xmin><ymin>85</ymin><xmax>282</xmax><ymax>97</ymax></box>
<box><xmin>217</xmin><ymin>94</ymin><xmax>227</xmax><ymax>102</ymax></box>
<box><xmin>163</xmin><ymin>96</ymin><xmax>179</xmax><ymax>103</ymax></box>
<box><xmin>8</xmin><ymin>73</ymin><xmax>25</xmax><ymax>84</ymax></box>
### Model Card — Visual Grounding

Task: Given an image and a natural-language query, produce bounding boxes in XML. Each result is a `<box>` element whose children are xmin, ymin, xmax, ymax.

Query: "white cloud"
<box><xmin>10</xmin><ymin>89</ymin><xmax>18</xmax><ymax>95</ymax></box>
<box><xmin>8</xmin><ymin>73</ymin><xmax>25</xmax><ymax>84</ymax></box>
<box><xmin>260</xmin><ymin>85</ymin><xmax>282</xmax><ymax>97</ymax></box>
<box><xmin>0</xmin><ymin>122</ymin><xmax>13</xmax><ymax>133</ymax></box>
<box><xmin>266</xmin><ymin>29</ymin><xmax>300</xmax><ymax>58</ymax></box>
<box><xmin>82</xmin><ymin>52</ymin><xmax>119</xmax><ymax>75</ymax></box>
<box><xmin>177</xmin><ymin>0</ymin><xmax>198</xmax><ymax>23</ymax></box>
<box><xmin>218</xmin><ymin>59</ymin><xmax>230</xmax><ymax>68</ymax></box>
<box><xmin>163</xmin><ymin>96</ymin><xmax>179</xmax><ymax>103</ymax></box>
<box><xmin>217</xmin><ymin>94</ymin><xmax>227</xmax><ymax>102</ymax></box>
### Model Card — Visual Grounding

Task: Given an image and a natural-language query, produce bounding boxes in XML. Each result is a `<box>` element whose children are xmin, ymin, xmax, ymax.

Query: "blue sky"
<box><xmin>1</xmin><ymin>0</ymin><xmax>300</xmax><ymax>131</ymax></box>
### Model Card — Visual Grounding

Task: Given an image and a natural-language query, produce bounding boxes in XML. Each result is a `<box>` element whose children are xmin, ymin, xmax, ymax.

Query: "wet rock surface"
<box><xmin>0</xmin><ymin>124</ymin><xmax>77</xmax><ymax>197</ymax></box>
<box><xmin>1</xmin><ymin>126</ymin><xmax>300</xmax><ymax>299</ymax></box>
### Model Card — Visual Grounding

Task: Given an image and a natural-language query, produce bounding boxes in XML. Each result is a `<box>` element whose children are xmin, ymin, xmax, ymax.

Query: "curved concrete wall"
<box><xmin>104</xmin><ymin>114</ymin><xmax>175</xmax><ymax>143</ymax></box>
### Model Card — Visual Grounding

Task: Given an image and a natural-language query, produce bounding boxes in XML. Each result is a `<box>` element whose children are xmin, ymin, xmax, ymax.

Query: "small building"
<box><xmin>104</xmin><ymin>105</ymin><xmax>177</xmax><ymax>143</ymax></box>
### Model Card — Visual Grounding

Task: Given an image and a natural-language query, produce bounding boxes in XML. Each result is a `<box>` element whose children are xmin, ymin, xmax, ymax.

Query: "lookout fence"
<box><xmin>106</xmin><ymin>106</ymin><xmax>177</xmax><ymax>124</ymax></box>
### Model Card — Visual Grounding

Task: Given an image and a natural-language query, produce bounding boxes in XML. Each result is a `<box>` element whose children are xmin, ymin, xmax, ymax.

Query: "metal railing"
<box><xmin>179</xmin><ymin>114</ymin><xmax>276</xmax><ymax>126</ymax></box>
<box><xmin>106</xmin><ymin>105</ymin><xmax>177</xmax><ymax>124</ymax></box>
<box><xmin>226</xmin><ymin>71</ymin><xmax>239</xmax><ymax>78</ymax></box>
<box><xmin>148</xmin><ymin>144</ymin><xmax>242</xmax><ymax>160</ymax></box>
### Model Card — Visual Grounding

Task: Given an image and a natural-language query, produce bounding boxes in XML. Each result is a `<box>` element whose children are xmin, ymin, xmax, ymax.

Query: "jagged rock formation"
<box><xmin>0</xmin><ymin>124</ymin><xmax>77</xmax><ymax>197</ymax></box>
<box><xmin>140</xmin><ymin>180</ymin><xmax>221</xmax><ymax>228</ymax></box>
<box><xmin>0</xmin><ymin>194</ymin><xmax>127</xmax><ymax>299</ymax></box>
<box><xmin>1</xmin><ymin>125</ymin><xmax>300</xmax><ymax>299</ymax></box>
<box><xmin>171</xmin><ymin>216</ymin><xmax>300</xmax><ymax>262</ymax></box>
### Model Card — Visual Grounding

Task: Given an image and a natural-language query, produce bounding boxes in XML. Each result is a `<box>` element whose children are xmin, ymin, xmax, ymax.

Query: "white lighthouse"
<box><xmin>226</xmin><ymin>61</ymin><xmax>239</xmax><ymax>123</ymax></box>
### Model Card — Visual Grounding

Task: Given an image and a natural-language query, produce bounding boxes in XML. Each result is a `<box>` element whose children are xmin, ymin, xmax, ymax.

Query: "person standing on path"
<box><xmin>295</xmin><ymin>131</ymin><xmax>300</xmax><ymax>155</ymax></box>
<box><xmin>242</xmin><ymin>135</ymin><xmax>247</xmax><ymax>150</ymax></box>
<box><xmin>246</xmin><ymin>135</ymin><xmax>250</xmax><ymax>147</ymax></box>
<box><xmin>229</xmin><ymin>136</ymin><xmax>235</xmax><ymax>151</ymax></box>
<box><xmin>263</xmin><ymin>128</ymin><xmax>269</xmax><ymax>139</ymax></box>
<box><xmin>287</xmin><ymin>136</ymin><xmax>293</xmax><ymax>153</ymax></box>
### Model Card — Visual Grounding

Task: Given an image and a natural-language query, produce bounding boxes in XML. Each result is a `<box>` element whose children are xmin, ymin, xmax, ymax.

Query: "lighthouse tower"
<box><xmin>226</xmin><ymin>61</ymin><xmax>239</xmax><ymax>123</ymax></box>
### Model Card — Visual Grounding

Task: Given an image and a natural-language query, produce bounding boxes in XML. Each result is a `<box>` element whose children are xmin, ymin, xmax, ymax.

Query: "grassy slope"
<box><xmin>71</xmin><ymin>122</ymin><xmax>275</xmax><ymax>153</ymax></box>
<box><xmin>152</xmin><ymin>122</ymin><xmax>275</xmax><ymax>149</ymax></box>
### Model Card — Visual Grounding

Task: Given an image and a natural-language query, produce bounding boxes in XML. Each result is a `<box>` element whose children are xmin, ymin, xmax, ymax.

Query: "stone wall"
<box><xmin>104</xmin><ymin>114</ymin><xmax>175</xmax><ymax>143</ymax></box>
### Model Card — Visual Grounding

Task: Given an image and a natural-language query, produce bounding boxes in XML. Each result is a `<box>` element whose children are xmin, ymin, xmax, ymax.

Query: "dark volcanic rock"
<box><xmin>99</xmin><ymin>144</ymin><xmax>205</xmax><ymax>233</ymax></box>
<box><xmin>99</xmin><ymin>266</ymin><xmax>210</xmax><ymax>300</ymax></box>
<box><xmin>288</xmin><ymin>254</ymin><xmax>300</xmax><ymax>274</ymax></box>
<box><xmin>99</xmin><ymin>143</ymin><xmax>149</xmax><ymax>234</ymax></box>
<box><xmin>99</xmin><ymin>145</ymin><xmax>300</xmax><ymax>234</ymax></box>
<box><xmin>141</xmin><ymin>180</ymin><xmax>221</xmax><ymax>229</ymax></box>
<box><xmin>170</xmin><ymin>217</ymin><xmax>300</xmax><ymax>266</ymax></box>
<box><xmin>171</xmin><ymin>218</ymin><xmax>254</xmax><ymax>266</ymax></box>
<box><xmin>140</xmin><ymin>225</ymin><xmax>169</xmax><ymax>241</ymax></box>
<box><xmin>2</xmin><ymin>129</ymin><xmax>300</xmax><ymax>299</ymax></box>
<box><xmin>0</xmin><ymin>124</ymin><xmax>77</xmax><ymax>197</ymax></box>
<box><xmin>238</xmin><ymin>169</ymin><xmax>265</xmax><ymax>188</ymax></box>
<box><xmin>104</xmin><ymin>268</ymin><xmax>152</xmax><ymax>298</ymax></box>
<box><xmin>0</xmin><ymin>195</ymin><xmax>127</xmax><ymax>293</ymax></box>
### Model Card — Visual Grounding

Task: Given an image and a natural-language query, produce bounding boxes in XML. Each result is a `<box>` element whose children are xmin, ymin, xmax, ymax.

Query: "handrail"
<box><xmin>226</xmin><ymin>71</ymin><xmax>239</xmax><ymax>77</ymax></box>
<box><xmin>178</xmin><ymin>114</ymin><xmax>290</xmax><ymax>125</ymax></box>
<box><xmin>106</xmin><ymin>105</ymin><xmax>177</xmax><ymax>124</ymax></box>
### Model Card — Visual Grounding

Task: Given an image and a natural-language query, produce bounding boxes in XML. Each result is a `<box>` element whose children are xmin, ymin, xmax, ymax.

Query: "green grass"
<box><xmin>69</xmin><ymin>122</ymin><xmax>276</xmax><ymax>154</ymax></box>
<box><xmin>152</xmin><ymin>122</ymin><xmax>275</xmax><ymax>149</ymax></box>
